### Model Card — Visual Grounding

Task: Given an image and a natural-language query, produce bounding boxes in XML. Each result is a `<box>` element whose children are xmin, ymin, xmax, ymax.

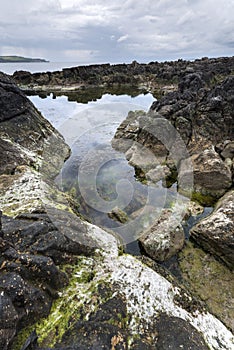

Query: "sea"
<box><xmin>0</xmin><ymin>61</ymin><xmax>83</xmax><ymax>75</ymax></box>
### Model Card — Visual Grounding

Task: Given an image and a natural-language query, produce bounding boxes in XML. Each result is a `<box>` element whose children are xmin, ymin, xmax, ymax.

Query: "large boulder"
<box><xmin>0</xmin><ymin>209</ymin><xmax>122</xmax><ymax>350</ymax></box>
<box><xmin>0</xmin><ymin>72</ymin><xmax>70</xmax><ymax>180</ymax></box>
<box><xmin>178</xmin><ymin>149</ymin><xmax>232</xmax><ymax>200</ymax></box>
<box><xmin>190</xmin><ymin>190</ymin><xmax>234</xmax><ymax>269</ymax></box>
<box><xmin>139</xmin><ymin>209</ymin><xmax>185</xmax><ymax>261</ymax></box>
<box><xmin>113</xmin><ymin>74</ymin><xmax>234</xmax><ymax>204</ymax></box>
<box><xmin>21</xmin><ymin>251</ymin><xmax>234</xmax><ymax>350</ymax></box>
<box><xmin>0</xmin><ymin>72</ymin><xmax>71</xmax><ymax>348</ymax></box>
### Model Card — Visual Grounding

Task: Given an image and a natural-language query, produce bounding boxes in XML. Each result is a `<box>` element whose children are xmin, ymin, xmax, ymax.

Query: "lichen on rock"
<box><xmin>179</xmin><ymin>240</ymin><xmax>234</xmax><ymax>332</ymax></box>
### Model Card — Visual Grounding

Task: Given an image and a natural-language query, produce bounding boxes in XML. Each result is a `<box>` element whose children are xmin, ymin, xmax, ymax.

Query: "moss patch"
<box><xmin>179</xmin><ymin>241</ymin><xmax>234</xmax><ymax>331</ymax></box>
<box><xmin>12</xmin><ymin>257</ymin><xmax>101</xmax><ymax>349</ymax></box>
<box><xmin>34</xmin><ymin>257</ymin><xmax>99</xmax><ymax>347</ymax></box>
<box><xmin>191</xmin><ymin>191</ymin><xmax>217</xmax><ymax>206</ymax></box>
<box><xmin>11</xmin><ymin>326</ymin><xmax>36</xmax><ymax>350</ymax></box>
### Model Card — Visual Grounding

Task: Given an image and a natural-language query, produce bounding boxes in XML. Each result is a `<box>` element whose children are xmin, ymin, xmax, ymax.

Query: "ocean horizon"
<box><xmin>0</xmin><ymin>57</ymin><xmax>200</xmax><ymax>75</ymax></box>
<box><xmin>0</xmin><ymin>61</ymin><xmax>93</xmax><ymax>75</ymax></box>
<box><xmin>0</xmin><ymin>60</ymin><xmax>144</xmax><ymax>75</ymax></box>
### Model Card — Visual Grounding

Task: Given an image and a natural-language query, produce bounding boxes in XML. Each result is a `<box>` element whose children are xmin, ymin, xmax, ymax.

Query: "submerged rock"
<box><xmin>190</xmin><ymin>190</ymin><xmax>234</xmax><ymax>269</ymax></box>
<box><xmin>108</xmin><ymin>207</ymin><xmax>129</xmax><ymax>223</ymax></box>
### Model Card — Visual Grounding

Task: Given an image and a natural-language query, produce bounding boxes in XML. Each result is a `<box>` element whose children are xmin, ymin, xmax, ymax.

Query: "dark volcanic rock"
<box><xmin>0</xmin><ymin>72</ymin><xmax>70</xmax><ymax>179</ymax></box>
<box><xmin>155</xmin><ymin>314</ymin><xmax>209</xmax><ymax>350</ymax></box>
<box><xmin>0</xmin><ymin>138</ymin><xmax>30</xmax><ymax>175</ymax></box>
<box><xmin>0</xmin><ymin>213</ymin><xmax>67</xmax><ymax>349</ymax></box>
<box><xmin>1</xmin><ymin>210</ymin><xmax>101</xmax><ymax>264</ymax></box>
<box><xmin>19</xmin><ymin>287</ymin><xmax>209</xmax><ymax>350</ymax></box>
<box><xmin>12</xmin><ymin>57</ymin><xmax>234</xmax><ymax>97</ymax></box>
<box><xmin>113</xmin><ymin>73</ymin><xmax>234</xmax><ymax>202</ymax></box>
<box><xmin>49</xmin><ymin>294</ymin><xmax>130</xmax><ymax>350</ymax></box>
<box><xmin>0</xmin><ymin>292</ymin><xmax>18</xmax><ymax>350</ymax></box>
<box><xmin>0</xmin><ymin>209</ymin><xmax>120</xmax><ymax>349</ymax></box>
<box><xmin>0</xmin><ymin>69</ymin><xmax>233</xmax><ymax>350</ymax></box>
<box><xmin>150</xmin><ymin>74</ymin><xmax>234</xmax><ymax>152</ymax></box>
<box><xmin>178</xmin><ymin>72</ymin><xmax>206</xmax><ymax>93</ymax></box>
<box><xmin>0</xmin><ymin>272</ymin><xmax>52</xmax><ymax>326</ymax></box>
<box><xmin>0</xmin><ymin>73</ymin><xmax>72</xmax><ymax>349</ymax></box>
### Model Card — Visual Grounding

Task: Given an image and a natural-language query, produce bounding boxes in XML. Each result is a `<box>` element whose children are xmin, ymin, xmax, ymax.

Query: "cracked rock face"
<box><xmin>12</xmin><ymin>56</ymin><xmax>234</xmax><ymax>96</ymax></box>
<box><xmin>139</xmin><ymin>209</ymin><xmax>185</xmax><ymax>262</ymax></box>
<box><xmin>0</xmin><ymin>72</ymin><xmax>71</xmax><ymax>349</ymax></box>
<box><xmin>190</xmin><ymin>190</ymin><xmax>234</xmax><ymax>269</ymax></box>
<box><xmin>179</xmin><ymin>148</ymin><xmax>232</xmax><ymax>199</ymax></box>
<box><xmin>113</xmin><ymin>74</ymin><xmax>234</xmax><ymax>203</ymax></box>
<box><xmin>21</xmin><ymin>249</ymin><xmax>233</xmax><ymax>350</ymax></box>
<box><xmin>0</xmin><ymin>72</ymin><xmax>70</xmax><ymax>180</ymax></box>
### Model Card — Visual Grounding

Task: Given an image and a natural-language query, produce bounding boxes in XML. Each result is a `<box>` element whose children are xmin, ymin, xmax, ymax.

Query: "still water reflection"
<box><xmin>30</xmin><ymin>91</ymin><xmax>185</xmax><ymax>251</ymax></box>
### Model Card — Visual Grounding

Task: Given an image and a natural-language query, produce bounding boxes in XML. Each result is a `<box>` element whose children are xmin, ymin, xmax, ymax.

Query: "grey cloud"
<box><xmin>0</xmin><ymin>0</ymin><xmax>233</xmax><ymax>62</ymax></box>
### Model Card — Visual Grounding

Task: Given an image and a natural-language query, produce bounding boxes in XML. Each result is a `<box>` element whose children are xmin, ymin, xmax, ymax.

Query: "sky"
<box><xmin>0</xmin><ymin>0</ymin><xmax>233</xmax><ymax>64</ymax></box>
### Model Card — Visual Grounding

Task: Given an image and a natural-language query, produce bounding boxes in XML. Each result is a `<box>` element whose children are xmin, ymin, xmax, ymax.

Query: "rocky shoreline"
<box><xmin>0</xmin><ymin>57</ymin><xmax>233</xmax><ymax>349</ymax></box>
<box><xmin>12</xmin><ymin>56</ymin><xmax>234</xmax><ymax>97</ymax></box>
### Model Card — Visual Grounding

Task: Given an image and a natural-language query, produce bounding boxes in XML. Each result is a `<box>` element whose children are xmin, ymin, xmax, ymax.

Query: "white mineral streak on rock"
<box><xmin>89</xmin><ymin>225</ymin><xmax>233</xmax><ymax>350</ymax></box>
<box><xmin>86</xmin><ymin>223</ymin><xmax>119</xmax><ymax>258</ymax></box>
<box><xmin>108</xmin><ymin>255</ymin><xmax>234</xmax><ymax>350</ymax></box>
<box><xmin>1</xmin><ymin>136</ymin><xmax>39</xmax><ymax>162</ymax></box>
<box><xmin>0</xmin><ymin>167</ymin><xmax>46</xmax><ymax>215</ymax></box>
<box><xmin>201</xmin><ymin>209</ymin><xmax>233</xmax><ymax>227</ymax></box>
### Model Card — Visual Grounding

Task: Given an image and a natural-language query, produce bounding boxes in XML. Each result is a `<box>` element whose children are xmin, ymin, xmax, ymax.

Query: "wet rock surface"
<box><xmin>35</xmin><ymin>313</ymin><xmax>210</xmax><ymax>350</ymax></box>
<box><xmin>109</xmin><ymin>58</ymin><xmax>234</xmax><ymax>345</ymax></box>
<box><xmin>0</xmin><ymin>73</ymin><xmax>72</xmax><ymax>349</ymax></box>
<box><xmin>179</xmin><ymin>148</ymin><xmax>232</xmax><ymax>199</ymax></box>
<box><xmin>15</xmin><ymin>253</ymin><xmax>234</xmax><ymax>350</ymax></box>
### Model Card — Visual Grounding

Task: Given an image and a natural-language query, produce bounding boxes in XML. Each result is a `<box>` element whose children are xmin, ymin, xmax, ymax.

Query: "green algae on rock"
<box><xmin>14</xmin><ymin>252</ymin><xmax>234</xmax><ymax>349</ymax></box>
<box><xmin>179</xmin><ymin>241</ymin><xmax>234</xmax><ymax>332</ymax></box>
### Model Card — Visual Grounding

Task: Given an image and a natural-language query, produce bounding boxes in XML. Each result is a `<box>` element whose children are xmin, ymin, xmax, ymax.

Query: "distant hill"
<box><xmin>0</xmin><ymin>56</ymin><xmax>49</xmax><ymax>63</ymax></box>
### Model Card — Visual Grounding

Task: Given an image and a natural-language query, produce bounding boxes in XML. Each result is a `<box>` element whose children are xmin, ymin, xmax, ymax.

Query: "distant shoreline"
<box><xmin>0</xmin><ymin>55</ymin><xmax>49</xmax><ymax>63</ymax></box>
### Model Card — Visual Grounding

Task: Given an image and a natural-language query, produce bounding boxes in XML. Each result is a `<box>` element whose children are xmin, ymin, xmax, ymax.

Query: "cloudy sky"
<box><xmin>0</xmin><ymin>0</ymin><xmax>233</xmax><ymax>63</ymax></box>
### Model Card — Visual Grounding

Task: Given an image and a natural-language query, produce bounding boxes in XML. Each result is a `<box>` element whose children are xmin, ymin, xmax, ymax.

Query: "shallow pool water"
<box><xmin>30</xmin><ymin>92</ymin><xmax>190</xmax><ymax>249</ymax></box>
